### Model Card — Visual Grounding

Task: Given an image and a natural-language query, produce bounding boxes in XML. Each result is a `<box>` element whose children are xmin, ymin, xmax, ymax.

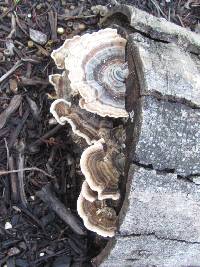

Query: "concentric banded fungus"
<box><xmin>77</xmin><ymin>192</ymin><xmax>117</xmax><ymax>237</ymax></box>
<box><xmin>80</xmin><ymin>139</ymin><xmax>120</xmax><ymax>200</ymax></box>
<box><xmin>82</xmin><ymin>180</ymin><xmax>98</xmax><ymax>202</ymax></box>
<box><xmin>50</xmin><ymin>28</ymin><xmax>127</xmax><ymax>239</ymax></box>
<box><xmin>51</xmin><ymin>28</ymin><xmax>128</xmax><ymax>118</ymax></box>
<box><xmin>50</xmin><ymin>99</ymin><xmax>113</xmax><ymax>145</ymax></box>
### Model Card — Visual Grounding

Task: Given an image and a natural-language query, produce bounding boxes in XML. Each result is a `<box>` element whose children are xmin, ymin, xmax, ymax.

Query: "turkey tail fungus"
<box><xmin>50</xmin><ymin>28</ymin><xmax>127</xmax><ymax>239</ymax></box>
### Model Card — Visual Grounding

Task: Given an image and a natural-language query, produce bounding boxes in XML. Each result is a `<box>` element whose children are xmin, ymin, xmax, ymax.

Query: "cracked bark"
<box><xmin>120</xmin><ymin>233</ymin><xmax>200</xmax><ymax>245</ymax></box>
<box><xmin>97</xmin><ymin>235</ymin><xmax>200</xmax><ymax>266</ymax></box>
<box><xmin>102</xmin><ymin>3</ymin><xmax>200</xmax><ymax>54</ymax></box>
<box><xmin>94</xmin><ymin>164</ymin><xmax>200</xmax><ymax>267</ymax></box>
<box><xmin>93</xmin><ymin>4</ymin><xmax>200</xmax><ymax>267</ymax></box>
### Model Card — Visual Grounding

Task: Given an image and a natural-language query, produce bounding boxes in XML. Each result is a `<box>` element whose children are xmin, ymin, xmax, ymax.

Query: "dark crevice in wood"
<box><xmin>177</xmin><ymin>174</ymin><xmax>200</xmax><ymax>184</ymax></box>
<box><xmin>117</xmin><ymin>32</ymin><xmax>143</xmax><ymax>233</ymax></box>
<box><xmin>132</xmin><ymin>161</ymin><xmax>200</xmax><ymax>184</ymax></box>
<box><xmin>126</xmin><ymin>258</ymin><xmax>139</xmax><ymax>262</ymax></box>
<box><xmin>103</xmin><ymin>4</ymin><xmax>200</xmax><ymax>54</ymax></box>
<box><xmin>140</xmin><ymin>91</ymin><xmax>200</xmax><ymax>110</ymax></box>
<box><xmin>119</xmin><ymin>34</ymin><xmax>142</xmax><ymax>209</ymax></box>
<box><xmin>101</xmin><ymin>11</ymin><xmax>170</xmax><ymax>45</ymax></box>
<box><xmin>91</xmin><ymin>238</ymin><xmax>117</xmax><ymax>267</ymax></box>
<box><xmin>100</xmin><ymin>11</ymin><xmax>134</xmax><ymax>34</ymax></box>
<box><xmin>131</xmin><ymin>160</ymin><xmax>176</xmax><ymax>174</ymax></box>
<box><xmin>119</xmin><ymin>232</ymin><xmax>200</xmax><ymax>245</ymax></box>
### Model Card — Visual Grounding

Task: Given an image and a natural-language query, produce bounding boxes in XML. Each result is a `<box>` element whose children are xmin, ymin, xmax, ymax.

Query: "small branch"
<box><xmin>0</xmin><ymin>58</ymin><xmax>40</xmax><ymax>84</ymax></box>
<box><xmin>0</xmin><ymin>4</ymin><xmax>18</xmax><ymax>21</ymax></box>
<box><xmin>8</xmin><ymin>109</ymin><xmax>30</xmax><ymax>149</ymax></box>
<box><xmin>0</xmin><ymin>167</ymin><xmax>55</xmax><ymax>179</ymax></box>
<box><xmin>16</xmin><ymin>140</ymin><xmax>28</xmax><ymax>208</ymax></box>
<box><xmin>48</xmin><ymin>9</ymin><xmax>57</xmax><ymax>41</ymax></box>
<box><xmin>8</xmin><ymin>156</ymin><xmax>19</xmax><ymax>203</ymax></box>
<box><xmin>58</xmin><ymin>14</ymin><xmax>97</xmax><ymax>20</ymax></box>
<box><xmin>0</xmin><ymin>60</ymin><xmax>23</xmax><ymax>84</ymax></box>
<box><xmin>150</xmin><ymin>0</ymin><xmax>168</xmax><ymax>19</ymax></box>
<box><xmin>7</xmin><ymin>14</ymin><xmax>16</xmax><ymax>39</ymax></box>
<box><xmin>36</xmin><ymin>184</ymin><xmax>86</xmax><ymax>236</ymax></box>
<box><xmin>14</xmin><ymin>11</ymin><xmax>29</xmax><ymax>36</ymax></box>
<box><xmin>0</xmin><ymin>95</ymin><xmax>22</xmax><ymax>130</ymax></box>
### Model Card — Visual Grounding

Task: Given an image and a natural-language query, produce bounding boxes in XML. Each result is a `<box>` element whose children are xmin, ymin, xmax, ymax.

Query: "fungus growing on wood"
<box><xmin>51</xmin><ymin>35</ymin><xmax>81</xmax><ymax>69</ymax></box>
<box><xmin>50</xmin><ymin>99</ymin><xmax>113</xmax><ymax>145</ymax></box>
<box><xmin>81</xmin><ymin>180</ymin><xmax>98</xmax><ymax>202</ymax></box>
<box><xmin>50</xmin><ymin>28</ymin><xmax>127</xmax><ymax>239</ymax></box>
<box><xmin>77</xmin><ymin>192</ymin><xmax>117</xmax><ymax>237</ymax></box>
<box><xmin>80</xmin><ymin>139</ymin><xmax>120</xmax><ymax>200</ymax></box>
<box><xmin>50</xmin><ymin>28</ymin><xmax>128</xmax><ymax>118</ymax></box>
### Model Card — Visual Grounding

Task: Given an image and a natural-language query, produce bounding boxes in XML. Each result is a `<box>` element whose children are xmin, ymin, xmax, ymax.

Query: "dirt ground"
<box><xmin>0</xmin><ymin>0</ymin><xmax>199</xmax><ymax>266</ymax></box>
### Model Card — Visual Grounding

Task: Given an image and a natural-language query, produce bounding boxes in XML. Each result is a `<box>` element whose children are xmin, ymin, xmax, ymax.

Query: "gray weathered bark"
<box><xmin>133</xmin><ymin>96</ymin><xmax>200</xmax><ymax>176</ymax></box>
<box><xmin>93</xmin><ymin>5</ymin><xmax>200</xmax><ymax>267</ymax></box>
<box><xmin>94</xmin><ymin>165</ymin><xmax>200</xmax><ymax>267</ymax></box>
<box><xmin>99</xmin><ymin>234</ymin><xmax>200</xmax><ymax>267</ymax></box>
<box><xmin>128</xmin><ymin>33</ymin><xmax>200</xmax><ymax>108</ymax></box>
<box><xmin>102</xmin><ymin>3</ymin><xmax>200</xmax><ymax>54</ymax></box>
<box><xmin>119</xmin><ymin>165</ymin><xmax>200</xmax><ymax>241</ymax></box>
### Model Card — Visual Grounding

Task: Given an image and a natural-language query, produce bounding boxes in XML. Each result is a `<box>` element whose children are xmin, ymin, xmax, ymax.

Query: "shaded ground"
<box><xmin>0</xmin><ymin>0</ymin><xmax>199</xmax><ymax>267</ymax></box>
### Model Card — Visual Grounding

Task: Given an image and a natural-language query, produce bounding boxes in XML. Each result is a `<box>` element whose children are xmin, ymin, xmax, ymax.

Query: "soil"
<box><xmin>0</xmin><ymin>0</ymin><xmax>199</xmax><ymax>267</ymax></box>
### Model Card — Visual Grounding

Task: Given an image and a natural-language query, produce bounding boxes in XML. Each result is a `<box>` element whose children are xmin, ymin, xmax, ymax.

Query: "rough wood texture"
<box><xmin>120</xmin><ymin>165</ymin><xmax>200</xmax><ymax>241</ymax></box>
<box><xmin>128</xmin><ymin>33</ymin><xmax>200</xmax><ymax>107</ymax></box>
<box><xmin>94</xmin><ymin>5</ymin><xmax>200</xmax><ymax>267</ymax></box>
<box><xmin>94</xmin><ymin>166</ymin><xmax>200</xmax><ymax>267</ymax></box>
<box><xmin>100</xmin><ymin>235</ymin><xmax>200</xmax><ymax>267</ymax></box>
<box><xmin>103</xmin><ymin>3</ymin><xmax>200</xmax><ymax>54</ymax></box>
<box><xmin>128</xmin><ymin>34</ymin><xmax>200</xmax><ymax>176</ymax></box>
<box><xmin>133</xmin><ymin>96</ymin><xmax>200</xmax><ymax>176</ymax></box>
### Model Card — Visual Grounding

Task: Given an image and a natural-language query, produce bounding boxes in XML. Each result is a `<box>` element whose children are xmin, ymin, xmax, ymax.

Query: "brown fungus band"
<box><xmin>81</xmin><ymin>180</ymin><xmax>98</xmax><ymax>202</ymax></box>
<box><xmin>80</xmin><ymin>139</ymin><xmax>120</xmax><ymax>201</ymax></box>
<box><xmin>50</xmin><ymin>99</ymin><xmax>113</xmax><ymax>145</ymax></box>
<box><xmin>77</xmin><ymin>192</ymin><xmax>117</xmax><ymax>238</ymax></box>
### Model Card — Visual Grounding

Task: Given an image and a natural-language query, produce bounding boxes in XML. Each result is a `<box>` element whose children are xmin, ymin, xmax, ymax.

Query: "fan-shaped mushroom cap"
<box><xmin>51</xmin><ymin>28</ymin><xmax>128</xmax><ymax>118</ymax></box>
<box><xmin>80</xmin><ymin>139</ymin><xmax>120</xmax><ymax>200</ymax></box>
<box><xmin>50</xmin><ymin>99</ymin><xmax>112</xmax><ymax>145</ymax></box>
<box><xmin>81</xmin><ymin>180</ymin><xmax>98</xmax><ymax>202</ymax></box>
<box><xmin>77</xmin><ymin>192</ymin><xmax>117</xmax><ymax>237</ymax></box>
<box><xmin>67</xmin><ymin>28</ymin><xmax>128</xmax><ymax>117</ymax></box>
<box><xmin>51</xmin><ymin>36</ymin><xmax>81</xmax><ymax>69</ymax></box>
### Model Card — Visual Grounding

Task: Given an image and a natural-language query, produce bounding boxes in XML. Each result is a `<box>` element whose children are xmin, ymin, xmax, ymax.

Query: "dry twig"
<box><xmin>0</xmin><ymin>58</ymin><xmax>40</xmax><ymax>84</ymax></box>
<box><xmin>0</xmin><ymin>167</ymin><xmax>55</xmax><ymax>179</ymax></box>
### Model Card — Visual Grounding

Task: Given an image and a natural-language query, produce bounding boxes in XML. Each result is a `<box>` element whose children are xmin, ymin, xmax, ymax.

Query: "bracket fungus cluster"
<box><xmin>50</xmin><ymin>28</ymin><xmax>128</xmax><ymax>237</ymax></box>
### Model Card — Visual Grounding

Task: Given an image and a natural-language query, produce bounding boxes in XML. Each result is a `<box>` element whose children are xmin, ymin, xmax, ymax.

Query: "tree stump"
<box><xmin>93</xmin><ymin>4</ymin><xmax>200</xmax><ymax>267</ymax></box>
